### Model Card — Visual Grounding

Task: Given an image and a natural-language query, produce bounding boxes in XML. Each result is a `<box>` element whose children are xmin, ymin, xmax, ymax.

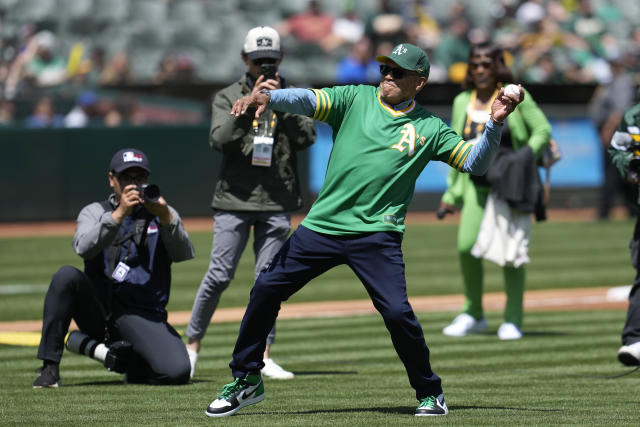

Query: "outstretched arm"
<box><xmin>230</xmin><ymin>88</ymin><xmax>316</xmax><ymax>118</ymax></box>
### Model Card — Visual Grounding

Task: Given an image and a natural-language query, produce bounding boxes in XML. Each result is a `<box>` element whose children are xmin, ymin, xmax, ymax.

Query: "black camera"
<box><xmin>135</xmin><ymin>184</ymin><xmax>161</xmax><ymax>203</ymax></box>
<box><xmin>260</xmin><ymin>63</ymin><xmax>277</xmax><ymax>80</ymax></box>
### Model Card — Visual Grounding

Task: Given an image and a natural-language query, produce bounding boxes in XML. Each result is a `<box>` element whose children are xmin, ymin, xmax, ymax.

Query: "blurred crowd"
<box><xmin>0</xmin><ymin>0</ymin><xmax>639</xmax><ymax>126</ymax></box>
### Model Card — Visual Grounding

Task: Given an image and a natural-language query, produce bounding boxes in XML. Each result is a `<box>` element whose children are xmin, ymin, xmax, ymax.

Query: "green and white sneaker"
<box><xmin>205</xmin><ymin>374</ymin><xmax>264</xmax><ymax>417</ymax></box>
<box><xmin>415</xmin><ymin>393</ymin><xmax>448</xmax><ymax>416</ymax></box>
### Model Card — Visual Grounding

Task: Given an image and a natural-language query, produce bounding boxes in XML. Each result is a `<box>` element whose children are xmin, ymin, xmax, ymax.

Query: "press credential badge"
<box><xmin>252</xmin><ymin>136</ymin><xmax>274</xmax><ymax>167</ymax></box>
<box><xmin>112</xmin><ymin>261</ymin><xmax>131</xmax><ymax>282</ymax></box>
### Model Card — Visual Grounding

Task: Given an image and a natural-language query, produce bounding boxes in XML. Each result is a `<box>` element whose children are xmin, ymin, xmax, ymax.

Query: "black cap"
<box><xmin>110</xmin><ymin>148</ymin><xmax>150</xmax><ymax>173</ymax></box>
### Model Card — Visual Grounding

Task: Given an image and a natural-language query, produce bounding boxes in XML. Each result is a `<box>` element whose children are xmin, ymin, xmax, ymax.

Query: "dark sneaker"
<box><xmin>104</xmin><ymin>341</ymin><xmax>133</xmax><ymax>374</ymax></box>
<box><xmin>617</xmin><ymin>342</ymin><xmax>640</xmax><ymax>366</ymax></box>
<box><xmin>33</xmin><ymin>363</ymin><xmax>60</xmax><ymax>389</ymax></box>
<box><xmin>205</xmin><ymin>374</ymin><xmax>264</xmax><ymax>417</ymax></box>
<box><xmin>415</xmin><ymin>393</ymin><xmax>448</xmax><ymax>416</ymax></box>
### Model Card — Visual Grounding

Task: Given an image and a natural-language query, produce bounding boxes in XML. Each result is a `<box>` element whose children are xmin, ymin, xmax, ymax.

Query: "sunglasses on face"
<box><xmin>379</xmin><ymin>64</ymin><xmax>411</xmax><ymax>79</ymax></box>
<box><xmin>252</xmin><ymin>58</ymin><xmax>276</xmax><ymax>66</ymax></box>
<box><xmin>469</xmin><ymin>60</ymin><xmax>492</xmax><ymax>70</ymax></box>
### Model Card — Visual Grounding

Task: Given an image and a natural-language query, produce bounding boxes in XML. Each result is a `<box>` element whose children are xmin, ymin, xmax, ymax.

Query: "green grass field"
<box><xmin>1</xmin><ymin>219</ymin><xmax>639</xmax><ymax>424</ymax></box>
<box><xmin>0</xmin><ymin>219</ymin><xmax>636</xmax><ymax>322</ymax></box>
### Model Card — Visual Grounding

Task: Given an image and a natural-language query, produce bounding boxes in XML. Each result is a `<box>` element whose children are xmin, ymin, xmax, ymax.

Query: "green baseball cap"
<box><xmin>376</xmin><ymin>43</ymin><xmax>430</xmax><ymax>78</ymax></box>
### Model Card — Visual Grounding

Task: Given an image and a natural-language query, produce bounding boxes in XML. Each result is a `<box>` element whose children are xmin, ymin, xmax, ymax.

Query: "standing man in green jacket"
<box><xmin>185</xmin><ymin>26</ymin><xmax>316</xmax><ymax>379</ymax></box>
<box><xmin>608</xmin><ymin>102</ymin><xmax>640</xmax><ymax>366</ymax></box>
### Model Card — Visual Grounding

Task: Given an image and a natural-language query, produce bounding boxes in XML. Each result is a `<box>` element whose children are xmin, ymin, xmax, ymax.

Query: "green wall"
<box><xmin>1</xmin><ymin>125</ymin><xmax>220</xmax><ymax>221</ymax></box>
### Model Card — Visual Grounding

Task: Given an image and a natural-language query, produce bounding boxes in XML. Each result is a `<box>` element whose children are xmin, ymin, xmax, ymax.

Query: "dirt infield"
<box><xmin>0</xmin><ymin>286</ymin><xmax>628</xmax><ymax>333</ymax></box>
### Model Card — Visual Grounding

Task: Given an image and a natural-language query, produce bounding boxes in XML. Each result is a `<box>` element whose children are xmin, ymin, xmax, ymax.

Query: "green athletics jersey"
<box><xmin>301</xmin><ymin>84</ymin><xmax>472</xmax><ymax>235</ymax></box>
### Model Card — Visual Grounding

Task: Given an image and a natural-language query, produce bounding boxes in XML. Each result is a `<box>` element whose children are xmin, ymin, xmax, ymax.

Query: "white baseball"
<box><xmin>504</xmin><ymin>84</ymin><xmax>521</xmax><ymax>99</ymax></box>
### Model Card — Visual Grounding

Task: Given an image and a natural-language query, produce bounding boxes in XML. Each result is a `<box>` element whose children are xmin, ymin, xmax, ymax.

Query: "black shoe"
<box><xmin>33</xmin><ymin>362</ymin><xmax>60</xmax><ymax>388</ymax></box>
<box><xmin>104</xmin><ymin>341</ymin><xmax>133</xmax><ymax>373</ymax></box>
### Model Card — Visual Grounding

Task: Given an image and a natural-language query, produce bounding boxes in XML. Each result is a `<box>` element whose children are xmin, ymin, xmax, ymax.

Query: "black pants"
<box><xmin>623</xmin><ymin>219</ymin><xmax>640</xmax><ymax>345</ymax></box>
<box><xmin>37</xmin><ymin>266</ymin><xmax>190</xmax><ymax>384</ymax></box>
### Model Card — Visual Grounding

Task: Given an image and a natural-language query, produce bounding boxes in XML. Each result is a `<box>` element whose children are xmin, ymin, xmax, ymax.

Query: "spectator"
<box><xmin>588</xmin><ymin>55</ymin><xmax>637</xmax><ymax>219</ymax></box>
<box><xmin>24</xmin><ymin>96</ymin><xmax>64</xmax><ymax>128</ymax></box>
<box><xmin>0</xmin><ymin>98</ymin><xmax>15</xmax><ymax>126</ymax></box>
<box><xmin>100</xmin><ymin>52</ymin><xmax>134</xmax><ymax>86</ymax></box>
<box><xmin>433</xmin><ymin>16</ymin><xmax>471</xmax><ymax>71</ymax></box>
<box><xmin>64</xmin><ymin>91</ymin><xmax>100</xmax><ymax>128</ymax></box>
<box><xmin>153</xmin><ymin>53</ymin><xmax>197</xmax><ymax>84</ymax></box>
<box><xmin>335</xmin><ymin>37</ymin><xmax>379</xmax><ymax>85</ymax></box>
<box><xmin>24</xmin><ymin>31</ymin><xmax>68</xmax><ymax>88</ymax></box>
<box><xmin>275</xmin><ymin>0</ymin><xmax>334</xmax><ymax>52</ymax></box>
<box><xmin>364</xmin><ymin>0</ymin><xmax>406</xmax><ymax>46</ymax></box>
<box><xmin>322</xmin><ymin>5</ymin><xmax>365</xmax><ymax>52</ymax></box>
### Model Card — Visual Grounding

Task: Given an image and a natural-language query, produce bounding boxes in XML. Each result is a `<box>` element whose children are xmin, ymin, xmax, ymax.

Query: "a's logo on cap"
<box><xmin>392</xmin><ymin>44</ymin><xmax>407</xmax><ymax>56</ymax></box>
<box><xmin>256</xmin><ymin>37</ymin><xmax>272</xmax><ymax>48</ymax></box>
<box><xmin>122</xmin><ymin>151</ymin><xmax>143</xmax><ymax>163</ymax></box>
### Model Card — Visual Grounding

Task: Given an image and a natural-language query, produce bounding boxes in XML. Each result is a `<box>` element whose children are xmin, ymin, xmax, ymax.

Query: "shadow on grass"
<box><xmin>450</xmin><ymin>405</ymin><xmax>562</xmax><ymax>412</ymax></box>
<box><xmin>469</xmin><ymin>330</ymin><xmax>569</xmax><ymax>338</ymax></box>
<box><xmin>242</xmin><ymin>405</ymin><xmax>562</xmax><ymax>416</ymax></box>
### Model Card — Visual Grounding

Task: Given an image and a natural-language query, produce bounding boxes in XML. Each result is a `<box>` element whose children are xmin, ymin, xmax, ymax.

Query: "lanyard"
<box><xmin>252</xmin><ymin>111</ymin><xmax>277</xmax><ymax>138</ymax></box>
<box><xmin>463</xmin><ymin>85</ymin><xmax>501</xmax><ymax>139</ymax></box>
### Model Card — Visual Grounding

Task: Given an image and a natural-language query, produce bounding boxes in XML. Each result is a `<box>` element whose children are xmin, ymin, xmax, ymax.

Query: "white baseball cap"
<box><xmin>243</xmin><ymin>26</ymin><xmax>281</xmax><ymax>60</ymax></box>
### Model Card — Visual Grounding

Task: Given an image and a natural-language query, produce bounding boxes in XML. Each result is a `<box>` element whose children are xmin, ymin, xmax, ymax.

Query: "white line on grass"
<box><xmin>0</xmin><ymin>284</ymin><xmax>48</xmax><ymax>295</ymax></box>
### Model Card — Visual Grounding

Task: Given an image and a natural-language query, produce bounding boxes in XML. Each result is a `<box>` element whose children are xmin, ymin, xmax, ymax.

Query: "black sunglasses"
<box><xmin>469</xmin><ymin>60</ymin><xmax>492</xmax><ymax>70</ymax></box>
<box><xmin>379</xmin><ymin>64</ymin><xmax>410</xmax><ymax>79</ymax></box>
<box><xmin>252</xmin><ymin>58</ymin><xmax>277</xmax><ymax>66</ymax></box>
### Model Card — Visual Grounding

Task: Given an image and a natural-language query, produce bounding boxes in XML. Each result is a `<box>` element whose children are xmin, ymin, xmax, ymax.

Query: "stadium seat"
<box><xmin>128</xmin><ymin>0</ymin><xmax>168</xmax><ymax>26</ymax></box>
<box><xmin>93</xmin><ymin>0</ymin><xmax>130</xmax><ymax>26</ymax></box>
<box><xmin>10</xmin><ymin>0</ymin><xmax>56</xmax><ymax>24</ymax></box>
<box><xmin>169</xmin><ymin>0</ymin><xmax>206</xmax><ymax>27</ymax></box>
<box><xmin>0</xmin><ymin>0</ymin><xmax>18</xmax><ymax>13</ymax></box>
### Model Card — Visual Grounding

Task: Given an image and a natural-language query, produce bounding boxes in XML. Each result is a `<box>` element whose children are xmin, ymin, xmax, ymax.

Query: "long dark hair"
<box><xmin>462</xmin><ymin>43</ymin><xmax>514</xmax><ymax>90</ymax></box>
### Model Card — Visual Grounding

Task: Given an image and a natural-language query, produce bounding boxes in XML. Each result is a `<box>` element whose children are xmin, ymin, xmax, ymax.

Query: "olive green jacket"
<box><xmin>209</xmin><ymin>75</ymin><xmax>316</xmax><ymax>211</ymax></box>
<box><xmin>442</xmin><ymin>86</ymin><xmax>551</xmax><ymax>205</ymax></box>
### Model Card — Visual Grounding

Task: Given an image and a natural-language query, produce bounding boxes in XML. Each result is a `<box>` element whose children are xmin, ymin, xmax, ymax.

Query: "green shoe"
<box><xmin>415</xmin><ymin>393</ymin><xmax>448</xmax><ymax>416</ymax></box>
<box><xmin>205</xmin><ymin>374</ymin><xmax>264</xmax><ymax>417</ymax></box>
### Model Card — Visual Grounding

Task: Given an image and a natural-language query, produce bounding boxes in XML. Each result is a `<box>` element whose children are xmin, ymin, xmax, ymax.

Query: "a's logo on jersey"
<box><xmin>392</xmin><ymin>44</ymin><xmax>407</xmax><ymax>56</ymax></box>
<box><xmin>391</xmin><ymin>123</ymin><xmax>418</xmax><ymax>156</ymax></box>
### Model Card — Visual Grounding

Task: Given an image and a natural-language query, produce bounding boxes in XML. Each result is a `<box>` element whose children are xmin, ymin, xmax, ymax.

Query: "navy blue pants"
<box><xmin>230</xmin><ymin>225</ymin><xmax>442</xmax><ymax>399</ymax></box>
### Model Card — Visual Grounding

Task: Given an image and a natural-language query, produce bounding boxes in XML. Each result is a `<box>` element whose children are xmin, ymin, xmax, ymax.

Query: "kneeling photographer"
<box><xmin>34</xmin><ymin>148</ymin><xmax>195</xmax><ymax>388</ymax></box>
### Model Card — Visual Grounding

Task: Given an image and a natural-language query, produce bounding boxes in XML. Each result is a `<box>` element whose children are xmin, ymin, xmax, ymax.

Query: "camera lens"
<box><xmin>143</xmin><ymin>184</ymin><xmax>160</xmax><ymax>203</ymax></box>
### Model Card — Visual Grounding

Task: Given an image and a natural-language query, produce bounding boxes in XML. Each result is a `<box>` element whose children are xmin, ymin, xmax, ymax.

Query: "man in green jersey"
<box><xmin>205</xmin><ymin>43</ymin><xmax>524</xmax><ymax>418</ymax></box>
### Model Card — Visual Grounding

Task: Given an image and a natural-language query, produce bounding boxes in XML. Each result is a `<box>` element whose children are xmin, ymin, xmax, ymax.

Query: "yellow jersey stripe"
<box><xmin>447</xmin><ymin>140</ymin><xmax>465</xmax><ymax>165</ymax></box>
<box><xmin>311</xmin><ymin>89</ymin><xmax>324</xmax><ymax>120</ymax></box>
<box><xmin>321</xmin><ymin>90</ymin><xmax>332</xmax><ymax>121</ymax></box>
<box><xmin>451</xmin><ymin>142</ymin><xmax>472</xmax><ymax>169</ymax></box>
<box><xmin>313</xmin><ymin>89</ymin><xmax>331</xmax><ymax>122</ymax></box>
<box><xmin>455</xmin><ymin>145</ymin><xmax>472</xmax><ymax>171</ymax></box>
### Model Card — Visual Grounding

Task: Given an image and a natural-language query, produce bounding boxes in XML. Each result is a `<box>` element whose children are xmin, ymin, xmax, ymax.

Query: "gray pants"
<box><xmin>186</xmin><ymin>211</ymin><xmax>291</xmax><ymax>345</ymax></box>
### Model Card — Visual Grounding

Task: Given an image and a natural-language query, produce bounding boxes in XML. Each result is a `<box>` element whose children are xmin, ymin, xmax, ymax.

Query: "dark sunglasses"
<box><xmin>379</xmin><ymin>64</ymin><xmax>410</xmax><ymax>79</ymax></box>
<box><xmin>252</xmin><ymin>58</ymin><xmax>277</xmax><ymax>66</ymax></box>
<box><xmin>469</xmin><ymin>60</ymin><xmax>492</xmax><ymax>70</ymax></box>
